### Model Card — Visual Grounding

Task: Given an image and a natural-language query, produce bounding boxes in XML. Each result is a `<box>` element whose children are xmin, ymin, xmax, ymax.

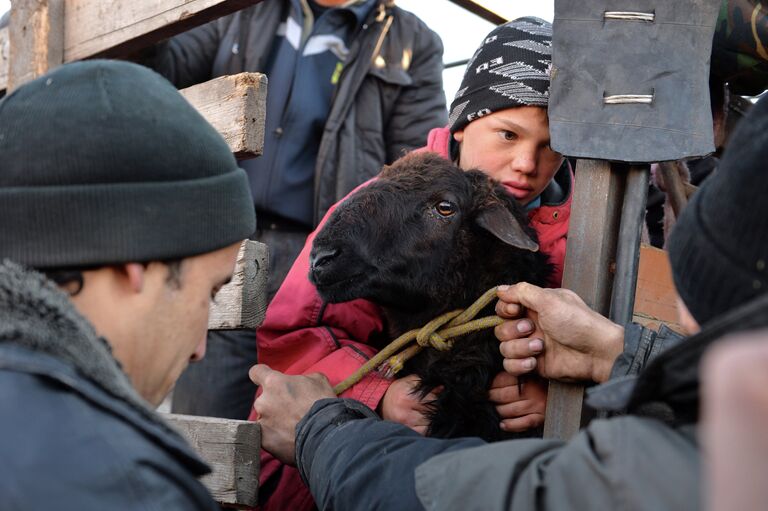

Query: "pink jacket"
<box><xmin>251</xmin><ymin>126</ymin><xmax>573</xmax><ymax>511</ymax></box>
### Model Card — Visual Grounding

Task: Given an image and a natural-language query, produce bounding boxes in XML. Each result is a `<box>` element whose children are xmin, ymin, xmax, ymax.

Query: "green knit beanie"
<box><xmin>0</xmin><ymin>60</ymin><xmax>255</xmax><ymax>268</ymax></box>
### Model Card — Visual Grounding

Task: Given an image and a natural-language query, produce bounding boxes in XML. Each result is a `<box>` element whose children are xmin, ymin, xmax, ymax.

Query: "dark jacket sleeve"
<box><xmin>147</xmin><ymin>19</ymin><xmax>224</xmax><ymax>88</ymax></box>
<box><xmin>296</xmin><ymin>399</ymin><xmax>485</xmax><ymax>510</ymax></box>
<box><xmin>384</xmin><ymin>18</ymin><xmax>447</xmax><ymax>162</ymax></box>
<box><xmin>610</xmin><ymin>323</ymin><xmax>685</xmax><ymax>379</ymax></box>
<box><xmin>295</xmin><ymin>400</ymin><xmax>699</xmax><ymax>511</ymax></box>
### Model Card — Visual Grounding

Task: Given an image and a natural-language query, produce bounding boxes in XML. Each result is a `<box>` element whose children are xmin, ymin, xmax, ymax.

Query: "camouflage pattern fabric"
<box><xmin>713</xmin><ymin>0</ymin><xmax>768</xmax><ymax>95</ymax></box>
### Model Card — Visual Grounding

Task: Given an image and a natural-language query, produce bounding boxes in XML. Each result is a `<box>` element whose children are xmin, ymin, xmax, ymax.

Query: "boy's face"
<box><xmin>453</xmin><ymin>106</ymin><xmax>564</xmax><ymax>206</ymax></box>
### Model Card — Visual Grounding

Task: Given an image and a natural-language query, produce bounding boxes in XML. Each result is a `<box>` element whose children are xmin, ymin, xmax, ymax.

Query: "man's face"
<box><xmin>453</xmin><ymin>106</ymin><xmax>564</xmax><ymax>206</ymax></box>
<box><xmin>130</xmin><ymin>242</ymin><xmax>241</xmax><ymax>405</ymax></box>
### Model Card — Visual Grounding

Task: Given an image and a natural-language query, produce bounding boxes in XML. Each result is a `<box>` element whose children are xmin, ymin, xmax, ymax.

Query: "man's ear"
<box><xmin>475</xmin><ymin>204</ymin><xmax>539</xmax><ymax>252</ymax></box>
<box><xmin>123</xmin><ymin>263</ymin><xmax>145</xmax><ymax>293</ymax></box>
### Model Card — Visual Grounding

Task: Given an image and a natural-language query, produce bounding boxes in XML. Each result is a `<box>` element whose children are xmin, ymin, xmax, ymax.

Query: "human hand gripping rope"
<box><xmin>333</xmin><ymin>287</ymin><xmax>506</xmax><ymax>395</ymax></box>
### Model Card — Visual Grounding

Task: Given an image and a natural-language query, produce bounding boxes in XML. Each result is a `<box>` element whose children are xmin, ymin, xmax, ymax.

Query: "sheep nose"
<box><xmin>310</xmin><ymin>248</ymin><xmax>340</xmax><ymax>270</ymax></box>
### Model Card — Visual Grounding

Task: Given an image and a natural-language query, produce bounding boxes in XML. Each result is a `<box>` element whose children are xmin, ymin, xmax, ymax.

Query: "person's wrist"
<box><xmin>591</xmin><ymin>321</ymin><xmax>625</xmax><ymax>383</ymax></box>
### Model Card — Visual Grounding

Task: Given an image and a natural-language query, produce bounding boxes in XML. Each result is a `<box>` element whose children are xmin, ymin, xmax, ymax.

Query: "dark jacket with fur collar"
<box><xmin>0</xmin><ymin>261</ymin><xmax>217</xmax><ymax>510</ymax></box>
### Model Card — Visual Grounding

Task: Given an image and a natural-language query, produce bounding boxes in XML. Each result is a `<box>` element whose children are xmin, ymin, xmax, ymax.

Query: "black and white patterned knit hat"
<box><xmin>448</xmin><ymin>17</ymin><xmax>552</xmax><ymax>134</ymax></box>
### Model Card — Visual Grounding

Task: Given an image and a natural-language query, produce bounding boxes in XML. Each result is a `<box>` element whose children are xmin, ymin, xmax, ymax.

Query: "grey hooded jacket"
<box><xmin>294</xmin><ymin>292</ymin><xmax>768</xmax><ymax>510</ymax></box>
<box><xmin>149</xmin><ymin>0</ymin><xmax>447</xmax><ymax>226</ymax></box>
<box><xmin>294</xmin><ymin>324</ymin><xmax>695</xmax><ymax>511</ymax></box>
<box><xmin>0</xmin><ymin>261</ymin><xmax>218</xmax><ymax>510</ymax></box>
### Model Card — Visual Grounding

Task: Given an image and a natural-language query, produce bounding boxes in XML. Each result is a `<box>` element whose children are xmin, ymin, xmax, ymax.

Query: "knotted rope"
<box><xmin>333</xmin><ymin>286</ymin><xmax>504</xmax><ymax>395</ymax></box>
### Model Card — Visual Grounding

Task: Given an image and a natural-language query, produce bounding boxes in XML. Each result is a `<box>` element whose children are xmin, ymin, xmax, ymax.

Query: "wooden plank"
<box><xmin>180</xmin><ymin>73</ymin><xmax>267</xmax><ymax>159</ymax></box>
<box><xmin>63</xmin><ymin>0</ymin><xmax>261</xmax><ymax>62</ymax></box>
<box><xmin>543</xmin><ymin>160</ymin><xmax>625</xmax><ymax>440</ymax></box>
<box><xmin>0</xmin><ymin>28</ymin><xmax>9</xmax><ymax>92</ymax></box>
<box><xmin>0</xmin><ymin>1</ymin><xmax>264</xmax><ymax>91</ymax></box>
<box><xmin>164</xmin><ymin>413</ymin><xmax>260</xmax><ymax>508</ymax></box>
<box><xmin>447</xmin><ymin>0</ymin><xmax>507</xmax><ymax>25</ymax></box>
<box><xmin>8</xmin><ymin>0</ymin><xmax>64</xmax><ymax>90</ymax></box>
<box><xmin>658</xmin><ymin>161</ymin><xmax>689</xmax><ymax>218</ymax></box>
<box><xmin>208</xmin><ymin>240</ymin><xmax>269</xmax><ymax>330</ymax></box>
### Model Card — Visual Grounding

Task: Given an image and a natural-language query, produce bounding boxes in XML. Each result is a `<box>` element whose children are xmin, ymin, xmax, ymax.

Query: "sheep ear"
<box><xmin>476</xmin><ymin>205</ymin><xmax>539</xmax><ymax>252</ymax></box>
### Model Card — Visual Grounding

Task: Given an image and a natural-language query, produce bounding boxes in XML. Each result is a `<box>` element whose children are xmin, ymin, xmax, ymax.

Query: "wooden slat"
<box><xmin>63</xmin><ymin>0</ymin><xmax>261</xmax><ymax>62</ymax></box>
<box><xmin>8</xmin><ymin>0</ymin><xmax>64</xmax><ymax>90</ymax></box>
<box><xmin>208</xmin><ymin>240</ymin><xmax>269</xmax><ymax>330</ymax></box>
<box><xmin>0</xmin><ymin>1</ymin><xmax>263</xmax><ymax>90</ymax></box>
<box><xmin>0</xmin><ymin>28</ymin><xmax>9</xmax><ymax>91</ymax></box>
<box><xmin>447</xmin><ymin>0</ymin><xmax>508</xmax><ymax>25</ymax></box>
<box><xmin>543</xmin><ymin>160</ymin><xmax>625</xmax><ymax>440</ymax></box>
<box><xmin>164</xmin><ymin>413</ymin><xmax>260</xmax><ymax>508</ymax></box>
<box><xmin>180</xmin><ymin>73</ymin><xmax>267</xmax><ymax>159</ymax></box>
<box><xmin>658</xmin><ymin>161</ymin><xmax>689</xmax><ymax>218</ymax></box>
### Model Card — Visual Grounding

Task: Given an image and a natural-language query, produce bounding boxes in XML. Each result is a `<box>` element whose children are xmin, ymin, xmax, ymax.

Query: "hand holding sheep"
<box><xmin>494</xmin><ymin>283</ymin><xmax>625</xmax><ymax>384</ymax></box>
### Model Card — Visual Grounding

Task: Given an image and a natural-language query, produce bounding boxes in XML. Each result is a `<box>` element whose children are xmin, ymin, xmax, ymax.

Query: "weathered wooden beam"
<box><xmin>63</xmin><ymin>0</ymin><xmax>262</xmax><ymax>62</ymax></box>
<box><xmin>180</xmin><ymin>73</ymin><xmax>267</xmax><ymax>159</ymax></box>
<box><xmin>0</xmin><ymin>1</ymin><xmax>264</xmax><ymax>91</ymax></box>
<box><xmin>8</xmin><ymin>0</ymin><xmax>64</xmax><ymax>91</ymax></box>
<box><xmin>0</xmin><ymin>28</ymin><xmax>9</xmax><ymax>92</ymax></box>
<box><xmin>164</xmin><ymin>413</ymin><xmax>260</xmax><ymax>508</ymax></box>
<box><xmin>208</xmin><ymin>240</ymin><xmax>269</xmax><ymax>330</ymax></box>
<box><xmin>658</xmin><ymin>161</ymin><xmax>689</xmax><ymax>218</ymax></box>
<box><xmin>446</xmin><ymin>0</ymin><xmax>507</xmax><ymax>25</ymax></box>
<box><xmin>543</xmin><ymin>160</ymin><xmax>625</xmax><ymax>440</ymax></box>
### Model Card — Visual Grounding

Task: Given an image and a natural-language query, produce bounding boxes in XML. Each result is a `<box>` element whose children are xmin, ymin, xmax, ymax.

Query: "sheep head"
<box><xmin>309</xmin><ymin>152</ymin><xmax>545</xmax><ymax>315</ymax></box>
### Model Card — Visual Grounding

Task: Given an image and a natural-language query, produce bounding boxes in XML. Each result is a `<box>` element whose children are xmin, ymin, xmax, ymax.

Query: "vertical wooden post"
<box><xmin>8</xmin><ymin>0</ymin><xmax>64</xmax><ymax>91</ymax></box>
<box><xmin>543</xmin><ymin>159</ymin><xmax>625</xmax><ymax>440</ymax></box>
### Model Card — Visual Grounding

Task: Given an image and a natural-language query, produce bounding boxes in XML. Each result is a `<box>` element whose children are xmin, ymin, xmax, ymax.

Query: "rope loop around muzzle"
<box><xmin>333</xmin><ymin>287</ymin><xmax>505</xmax><ymax>395</ymax></box>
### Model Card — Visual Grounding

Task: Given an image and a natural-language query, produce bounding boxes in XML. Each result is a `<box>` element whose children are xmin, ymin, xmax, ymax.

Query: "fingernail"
<box><xmin>517</xmin><ymin>319</ymin><xmax>533</xmax><ymax>333</ymax></box>
<box><xmin>529</xmin><ymin>339</ymin><xmax>543</xmax><ymax>351</ymax></box>
<box><xmin>499</xmin><ymin>422</ymin><xmax>507</xmax><ymax>431</ymax></box>
<box><xmin>498</xmin><ymin>284</ymin><xmax>510</xmax><ymax>292</ymax></box>
<box><xmin>522</xmin><ymin>358</ymin><xmax>535</xmax><ymax>369</ymax></box>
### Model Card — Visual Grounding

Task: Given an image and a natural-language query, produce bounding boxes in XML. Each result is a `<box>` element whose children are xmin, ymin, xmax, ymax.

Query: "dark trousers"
<box><xmin>171</xmin><ymin>227</ymin><xmax>309</xmax><ymax>419</ymax></box>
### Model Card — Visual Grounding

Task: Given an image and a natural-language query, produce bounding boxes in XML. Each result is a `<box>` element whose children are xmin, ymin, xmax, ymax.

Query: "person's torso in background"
<box><xmin>243</xmin><ymin>0</ymin><xmax>376</xmax><ymax>227</ymax></box>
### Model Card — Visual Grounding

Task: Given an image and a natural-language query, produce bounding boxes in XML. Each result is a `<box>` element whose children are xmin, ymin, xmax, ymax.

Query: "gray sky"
<box><xmin>0</xmin><ymin>0</ymin><xmax>555</xmax><ymax>104</ymax></box>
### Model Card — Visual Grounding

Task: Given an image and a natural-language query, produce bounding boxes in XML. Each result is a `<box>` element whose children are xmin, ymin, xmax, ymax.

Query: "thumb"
<box><xmin>499</xmin><ymin>282</ymin><xmax>547</xmax><ymax>312</ymax></box>
<box><xmin>249</xmin><ymin>364</ymin><xmax>276</xmax><ymax>385</ymax></box>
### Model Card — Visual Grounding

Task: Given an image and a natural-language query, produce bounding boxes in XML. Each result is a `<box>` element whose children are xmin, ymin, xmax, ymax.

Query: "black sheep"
<box><xmin>309</xmin><ymin>152</ymin><xmax>551</xmax><ymax>441</ymax></box>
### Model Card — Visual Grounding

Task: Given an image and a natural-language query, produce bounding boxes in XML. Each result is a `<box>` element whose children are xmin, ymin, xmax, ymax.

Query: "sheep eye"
<box><xmin>435</xmin><ymin>200</ymin><xmax>457</xmax><ymax>217</ymax></box>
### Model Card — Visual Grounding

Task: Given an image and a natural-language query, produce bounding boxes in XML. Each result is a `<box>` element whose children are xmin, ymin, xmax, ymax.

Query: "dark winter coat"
<box><xmin>292</xmin><ymin>293</ymin><xmax>768</xmax><ymax>511</ymax></box>
<box><xmin>150</xmin><ymin>0</ymin><xmax>447</xmax><ymax>225</ymax></box>
<box><xmin>0</xmin><ymin>261</ymin><xmax>217</xmax><ymax>510</ymax></box>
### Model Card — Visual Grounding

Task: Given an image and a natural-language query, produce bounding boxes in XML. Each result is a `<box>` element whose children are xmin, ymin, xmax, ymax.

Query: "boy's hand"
<box><xmin>380</xmin><ymin>374</ymin><xmax>441</xmax><ymax>435</ymax></box>
<box><xmin>489</xmin><ymin>371</ymin><xmax>546</xmax><ymax>432</ymax></box>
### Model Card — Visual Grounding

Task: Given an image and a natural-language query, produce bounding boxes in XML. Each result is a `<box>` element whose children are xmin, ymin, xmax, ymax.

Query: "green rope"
<box><xmin>333</xmin><ymin>287</ymin><xmax>504</xmax><ymax>395</ymax></box>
